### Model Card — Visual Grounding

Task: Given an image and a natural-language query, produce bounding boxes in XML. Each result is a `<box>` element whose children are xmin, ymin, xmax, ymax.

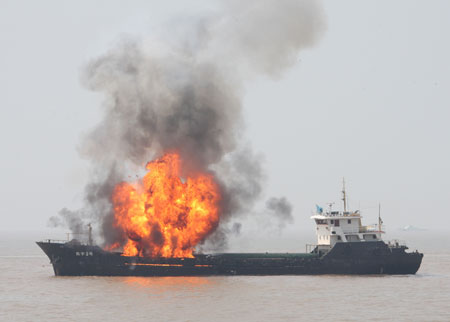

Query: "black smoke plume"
<box><xmin>50</xmin><ymin>0</ymin><xmax>325</xmax><ymax>249</ymax></box>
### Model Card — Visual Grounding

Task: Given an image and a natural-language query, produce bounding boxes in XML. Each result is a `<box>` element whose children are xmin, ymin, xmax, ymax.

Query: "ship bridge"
<box><xmin>311</xmin><ymin>180</ymin><xmax>384</xmax><ymax>252</ymax></box>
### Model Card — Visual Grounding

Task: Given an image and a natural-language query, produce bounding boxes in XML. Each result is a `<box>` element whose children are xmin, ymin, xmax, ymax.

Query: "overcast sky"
<box><xmin>1</xmin><ymin>0</ymin><xmax>449</xmax><ymax>234</ymax></box>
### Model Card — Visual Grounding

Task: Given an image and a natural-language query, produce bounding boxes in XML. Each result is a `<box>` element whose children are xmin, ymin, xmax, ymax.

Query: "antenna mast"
<box><xmin>378</xmin><ymin>203</ymin><xmax>382</xmax><ymax>232</ymax></box>
<box><xmin>342</xmin><ymin>178</ymin><xmax>347</xmax><ymax>212</ymax></box>
<box><xmin>88</xmin><ymin>223</ymin><xmax>93</xmax><ymax>246</ymax></box>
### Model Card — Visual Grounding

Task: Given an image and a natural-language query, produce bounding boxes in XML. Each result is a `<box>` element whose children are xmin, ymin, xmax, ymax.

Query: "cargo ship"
<box><xmin>37</xmin><ymin>185</ymin><xmax>423</xmax><ymax>276</ymax></box>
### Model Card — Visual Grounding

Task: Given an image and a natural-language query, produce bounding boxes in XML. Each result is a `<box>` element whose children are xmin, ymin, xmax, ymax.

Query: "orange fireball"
<box><xmin>108</xmin><ymin>153</ymin><xmax>220</xmax><ymax>257</ymax></box>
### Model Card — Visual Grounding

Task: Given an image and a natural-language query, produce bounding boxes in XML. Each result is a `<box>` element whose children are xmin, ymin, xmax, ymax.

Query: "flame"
<box><xmin>108</xmin><ymin>152</ymin><xmax>220</xmax><ymax>258</ymax></box>
<box><xmin>104</xmin><ymin>242</ymin><xmax>120</xmax><ymax>252</ymax></box>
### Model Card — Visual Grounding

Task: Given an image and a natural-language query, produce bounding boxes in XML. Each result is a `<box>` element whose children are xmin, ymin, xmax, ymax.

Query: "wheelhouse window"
<box><xmin>334</xmin><ymin>220</ymin><xmax>340</xmax><ymax>227</ymax></box>
<box><xmin>347</xmin><ymin>219</ymin><xmax>351</xmax><ymax>224</ymax></box>
<box><xmin>315</xmin><ymin>219</ymin><xmax>326</xmax><ymax>225</ymax></box>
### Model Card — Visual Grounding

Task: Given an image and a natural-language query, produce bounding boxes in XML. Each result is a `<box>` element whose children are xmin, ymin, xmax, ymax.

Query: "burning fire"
<box><xmin>107</xmin><ymin>153</ymin><xmax>220</xmax><ymax>258</ymax></box>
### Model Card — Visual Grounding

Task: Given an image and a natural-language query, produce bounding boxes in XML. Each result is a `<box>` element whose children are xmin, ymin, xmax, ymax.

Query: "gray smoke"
<box><xmin>265</xmin><ymin>197</ymin><xmax>294</xmax><ymax>229</ymax></box>
<box><xmin>51</xmin><ymin>0</ymin><xmax>325</xmax><ymax>248</ymax></box>
<box><xmin>48</xmin><ymin>208</ymin><xmax>86</xmax><ymax>236</ymax></box>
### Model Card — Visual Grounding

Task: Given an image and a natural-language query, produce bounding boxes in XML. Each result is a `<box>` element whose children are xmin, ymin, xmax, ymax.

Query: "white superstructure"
<box><xmin>311</xmin><ymin>179</ymin><xmax>384</xmax><ymax>253</ymax></box>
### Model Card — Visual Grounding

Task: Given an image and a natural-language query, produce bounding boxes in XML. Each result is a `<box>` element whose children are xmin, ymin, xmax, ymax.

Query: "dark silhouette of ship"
<box><xmin>37</xmin><ymin>183</ymin><xmax>423</xmax><ymax>276</ymax></box>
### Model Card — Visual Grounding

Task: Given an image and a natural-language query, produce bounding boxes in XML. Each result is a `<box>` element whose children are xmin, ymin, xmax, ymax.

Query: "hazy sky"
<box><xmin>1</xmin><ymin>0</ymin><xmax>449</xmax><ymax>233</ymax></box>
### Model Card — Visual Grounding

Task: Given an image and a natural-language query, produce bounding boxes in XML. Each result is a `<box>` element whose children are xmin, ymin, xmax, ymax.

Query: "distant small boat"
<box><xmin>401</xmin><ymin>225</ymin><xmax>427</xmax><ymax>232</ymax></box>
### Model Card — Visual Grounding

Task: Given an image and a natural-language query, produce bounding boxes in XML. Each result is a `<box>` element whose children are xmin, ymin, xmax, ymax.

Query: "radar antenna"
<box><xmin>327</xmin><ymin>202</ymin><xmax>335</xmax><ymax>214</ymax></box>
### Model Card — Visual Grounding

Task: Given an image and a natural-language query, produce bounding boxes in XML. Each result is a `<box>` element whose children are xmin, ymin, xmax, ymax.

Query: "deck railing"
<box><xmin>305</xmin><ymin>244</ymin><xmax>318</xmax><ymax>253</ymax></box>
<box><xmin>387</xmin><ymin>239</ymin><xmax>406</xmax><ymax>248</ymax></box>
<box><xmin>332</xmin><ymin>225</ymin><xmax>385</xmax><ymax>235</ymax></box>
<box><xmin>322</xmin><ymin>211</ymin><xmax>360</xmax><ymax>217</ymax></box>
<box><xmin>40</xmin><ymin>239</ymin><xmax>68</xmax><ymax>244</ymax></box>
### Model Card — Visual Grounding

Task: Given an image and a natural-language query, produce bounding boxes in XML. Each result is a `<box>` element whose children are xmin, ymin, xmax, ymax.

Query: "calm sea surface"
<box><xmin>1</xmin><ymin>230</ymin><xmax>449</xmax><ymax>322</ymax></box>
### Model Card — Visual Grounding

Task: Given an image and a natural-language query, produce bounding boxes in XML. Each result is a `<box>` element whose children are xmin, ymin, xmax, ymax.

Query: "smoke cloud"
<box><xmin>51</xmin><ymin>0</ymin><xmax>325</xmax><ymax>249</ymax></box>
<box><xmin>266</xmin><ymin>197</ymin><xmax>294</xmax><ymax>229</ymax></box>
<box><xmin>48</xmin><ymin>208</ymin><xmax>86</xmax><ymax>236</ymax></box>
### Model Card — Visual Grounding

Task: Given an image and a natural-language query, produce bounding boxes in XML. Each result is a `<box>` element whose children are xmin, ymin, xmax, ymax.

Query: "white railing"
<box><xmin>305</xmin><ymin>244</ymin><xmax>318</xmax><ymax>253</ymax></box>
<box><xmin>337</xmin><ymin>228</ymin><xmax>359</xmax><ymax>234</ymax></box>
<box><xmin>321</xmin><ymin>211</ymin><xmax>360</xmax><ymax>217</ymax></box>
<box><xmin>39</xmin><ymin>238</ymin><xmax>91</xmax><ymax>246</ymax></box>
<box><xmin>387</xmin><ymin>239</ymin><xmax>406</xmax><ymax>248</ymax></box>
<box><xmin>40</xmin><ymin>239</ymin><xmax>67</xmax><ymax>244</ymax></box>
<box><xmin>335</xmin><ymin>225</ymin><xmax>385</xmax><ymax>234</ymax></box>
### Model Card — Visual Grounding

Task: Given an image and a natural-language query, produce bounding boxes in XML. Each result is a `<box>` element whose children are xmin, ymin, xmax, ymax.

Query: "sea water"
<box><xmin>1</xmin><ymin>230</ymin><xmax>449</xmax><ymax>322</ymax></box>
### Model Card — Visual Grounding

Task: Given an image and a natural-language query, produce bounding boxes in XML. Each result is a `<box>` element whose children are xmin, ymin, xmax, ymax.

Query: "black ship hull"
<box><xmin>37</xmin><ymin>240</ymin><xmax>423</xmax><ymax>276</ymax></box>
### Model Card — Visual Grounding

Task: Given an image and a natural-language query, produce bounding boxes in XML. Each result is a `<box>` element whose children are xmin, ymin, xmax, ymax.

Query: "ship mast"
<box><xmin>342</xmin><ymin>178</ymin><xmax>347</xmax><ymax>212</ymax></box>
<box><xmin>378</xmin><ymin>203</ymin><xmax>382</xmax><ymax>232</ymax></box>
<box><xmin>88</xmin><ymin>223</ymin><xmax>93</xmax><ymax>246</ymax></box>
